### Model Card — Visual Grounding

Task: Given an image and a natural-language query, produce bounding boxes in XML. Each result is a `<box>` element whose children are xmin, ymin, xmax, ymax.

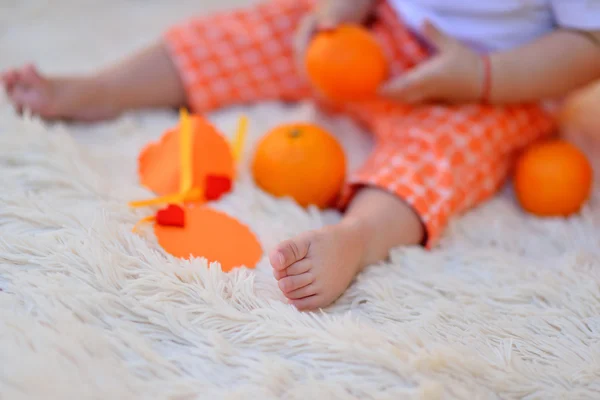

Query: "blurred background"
<box><xmin>0</xmin><ymin>0</ymin><xmax>254</xmax><ymax>74</ymax></box>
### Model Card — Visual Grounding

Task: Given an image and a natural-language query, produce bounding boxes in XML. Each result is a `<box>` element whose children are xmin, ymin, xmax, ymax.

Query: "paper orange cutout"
<box><xmin>154</xmin><ymin>206</ymin><xmax>262</xmax><ymax>272</ymax></box>
<box><xmin>138</xmin><ymin>115</ymin><xmax>235</xmax><ymax>196</ymax></box>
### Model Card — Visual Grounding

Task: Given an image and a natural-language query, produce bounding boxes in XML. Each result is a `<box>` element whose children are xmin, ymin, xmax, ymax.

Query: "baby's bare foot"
<box><xmin>1</xmin><ymin>64</ymin><xmax>118</xmax><ymax>121</ymax></box>
<box><xmin>270</xmin><ymin>219</ymin><xmax>367</xmax><ymax>311</ymax></box>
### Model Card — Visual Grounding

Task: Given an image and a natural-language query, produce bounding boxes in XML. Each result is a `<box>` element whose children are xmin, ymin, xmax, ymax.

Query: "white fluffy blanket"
<box><xmin>1</xmin><ymin>1</ymin><xmax>599</xmax><ymax>399</ymax></box>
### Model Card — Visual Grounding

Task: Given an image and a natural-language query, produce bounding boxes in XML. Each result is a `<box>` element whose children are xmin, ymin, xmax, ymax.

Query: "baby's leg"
<box><xmin>2</xmin><ymin>41</ymin><xmax>185</xmax><ymax>121</ymax></box>
<box><xmin>271</xmin><ymin>103</ymin><xmax>555</xmax><ymax>311</ymax></box>
<box><xmin>1</xmin><ymin>0</ymin><xmax>313</xmax><ymax>120</ymax></box>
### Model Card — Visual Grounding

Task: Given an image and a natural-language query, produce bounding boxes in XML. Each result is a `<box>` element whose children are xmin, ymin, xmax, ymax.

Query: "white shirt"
<box><xmin>388</xmin><ymin>0</ymin><xmax>600</xmax><ymax>52</ymax></box>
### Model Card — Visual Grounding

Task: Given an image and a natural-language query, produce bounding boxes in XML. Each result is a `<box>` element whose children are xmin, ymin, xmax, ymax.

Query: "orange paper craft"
<box><xmin>138</xmin><ymin>115</ymin><xmax>235</xmax><ymax>196</ymax></box>
<box><xmin>154</xmin><ymin>206</ymin><xmax>262</xmax><ymax>272</ymax></box>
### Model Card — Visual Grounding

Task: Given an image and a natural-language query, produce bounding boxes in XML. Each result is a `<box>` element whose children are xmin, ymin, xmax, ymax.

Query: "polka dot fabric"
<box><xmin>163</xmin><ymin>0</ymin><xmax>555</xmax><ymax>247</ymax></box>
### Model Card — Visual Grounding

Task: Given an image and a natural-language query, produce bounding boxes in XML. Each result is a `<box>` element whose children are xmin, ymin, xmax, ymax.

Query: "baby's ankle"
<box><xmin>338</xmin><ymin>216</ymin><xmax>377</xmax><ymax>271</ymax></box>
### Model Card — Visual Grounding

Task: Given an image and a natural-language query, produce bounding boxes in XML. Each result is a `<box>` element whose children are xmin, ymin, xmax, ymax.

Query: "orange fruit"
<box><xmin>251</xmin><ymin>123</ymin><xmax>346</xmax><ymax>209</ymax></box>
<box><xmin>514</xmin><ymin>139</ymin><xmax>593</xmax><ymax>217</ymax></box>
<box><xmin>305</xmin><ymin>24</ymin><xmax>388</xmax><ymax>102</ymax></box>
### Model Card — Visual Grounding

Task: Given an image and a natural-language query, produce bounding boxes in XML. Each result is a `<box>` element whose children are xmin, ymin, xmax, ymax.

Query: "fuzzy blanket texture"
<box><xmin>1</xmin><ymin>1</ymin><xmax>600</xmax><ymax>399</ymax></box>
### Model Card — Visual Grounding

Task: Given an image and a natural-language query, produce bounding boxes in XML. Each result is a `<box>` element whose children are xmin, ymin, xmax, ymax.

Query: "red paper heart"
<box><xmin>156</xmin><ymin>204</ymin><xmax>185</xmax><ymax>227</ymax></box>
<box><xmin>205</xmin><ymin>175</ymin><xmax>232</xmax><ymax>201</ymax></box>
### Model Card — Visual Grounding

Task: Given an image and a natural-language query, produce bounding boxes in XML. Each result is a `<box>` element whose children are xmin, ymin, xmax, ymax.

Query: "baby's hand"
<box><xmin>294</xmin><ymin>0</ymin><xmax>376</xmax><ymax>77</ymax></box>
<box><xmin>379</xmin><ymin>21</ymin><xmax>485</xmax><ymax>104</ymax></box>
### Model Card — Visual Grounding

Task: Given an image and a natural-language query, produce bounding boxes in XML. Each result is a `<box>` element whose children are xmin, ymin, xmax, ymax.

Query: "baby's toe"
<box><xmin>278</xmin><ymin>272</ymin><xmax>314</xmax><ymax>294</ymax></box>
<box><xmin>1</xmin><ymin>70</ymin><xmax>19</xmax><ymax>92</ymax></box>
<box><xmin>286</xmin><ymin>284</ymin><xmax>318</xmax><ymax>300</ymax></box>
<box><xmin>272</xmin><ymin>259</ymin><xmax>311</xmax><ymax>281</ymax></box>
<box><xmin>273</xmin><ymin>268</ymin><xmax>286</xmax><ymax>280</ymax></box>
<box><xmin>21</xmin><ymin>64</ymin><xmax>44</xmax><ymax>87</ymax></box>
<box><xmin>290</xmin><ymin>295</ymin><xmax>324</xmax><ymax>311</ymax></box>
<box><xmin>10</xmin><ymin>86</ymin><xmax>27</xmax><ymax>108</ymax></box>
<box><xmin>285</xmin><ymin>259</ymin><xmax>312</xmax><ymax>276</ymax></box>
<box><xmin>270</xmin><ymin>234</ymin><xmax>311</xmax><ymax>272</ymax></box>
<box><xmin>10</xmin><ymin>86</ymin><xmax>38</xmax><ymax>112</ymax></box>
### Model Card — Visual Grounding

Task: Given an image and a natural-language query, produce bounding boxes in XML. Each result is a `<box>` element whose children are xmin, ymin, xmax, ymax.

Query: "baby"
<box><xmin>3</xmin><ymin>0</ymin><xmax>599</xmax><ymax>310</ymax></box>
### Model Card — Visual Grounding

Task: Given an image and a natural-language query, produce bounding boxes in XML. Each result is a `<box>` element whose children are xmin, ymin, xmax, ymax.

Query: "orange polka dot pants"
<box><xmin>163</xmin><ymin>0</ymin><xmax>556</xmax><ymax>247</ymax></box>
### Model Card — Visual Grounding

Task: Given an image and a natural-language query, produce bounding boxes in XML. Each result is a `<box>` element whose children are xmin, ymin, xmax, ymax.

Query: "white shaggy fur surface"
<box><xmin>1</xmin><ymin>1</ymin><xmax>600</xmax><ymax>399</ymax></box>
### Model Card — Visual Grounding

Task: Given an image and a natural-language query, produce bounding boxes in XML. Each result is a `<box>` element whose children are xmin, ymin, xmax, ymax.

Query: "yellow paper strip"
<box><xmin>128</xmin><ymin>187</ymin><xmax>204</xmax><ymax>209</ymax></box>
<box><xmin>129</xmin><ymin>193</ymin><xmax>186</xmax><ymax>208</ymax></box>
<box><xmin>232</xmin><ymin>114</ymin><xmax>248</xmax><ymax>163</ymax></box>
<box><xmin>179</xmin><ymin>108</ymin><xmax>193</xmax><ymax>194</ymax></box>
<box><xmin>131</xmin><ymin>215</ymin><xmax>156</xmax><ymax>233</ymax></box>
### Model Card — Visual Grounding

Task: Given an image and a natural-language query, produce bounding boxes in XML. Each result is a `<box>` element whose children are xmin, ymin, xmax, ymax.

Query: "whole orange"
<box><xmin>251</xmin><ymin>123</ymin><xmax>346</xmax><ymax>209</ymax></box>
<box><xmin>514</xmin><ymin>139</ymin><xmax>593</xmax><ymax>217</ymax></box>
<box><xmin>305</xmin><ymin>24</ymin><xmax>388</xmax><ymax>102</ymax></box>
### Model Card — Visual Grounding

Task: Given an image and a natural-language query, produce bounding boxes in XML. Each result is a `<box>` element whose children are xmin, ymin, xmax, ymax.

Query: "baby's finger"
<box><xmin>315</xmin><ymin>2</ymin><xmax>338</xmax><ymax>29</ymax></box>
<box><xmin>400</xmin><ymin>89</ymin><xmax>430</xmax><ymax>105</ymax></box>
<box><xmin>316</xmin><ymin>1</ymin><xmax>351</xmax><ymax>29</ymax></box>
<box><xmin>293</xmin><ymin>14</ymin><xmax>318</xmax><ymax>76</ymax></box>
<box><xmin>316</xmin><ymin>0</ymin><xmax>374</xmax><ymax>28</ymax></box>
<box><xmin>1</xmin><ymin>70</ymin><xmax>19</xmax><ymax>93</ymax></box>
<box><xmin>379</xmin><ymin>64</ymin><xmax>435</xmax><ymax>102</ymax></box>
